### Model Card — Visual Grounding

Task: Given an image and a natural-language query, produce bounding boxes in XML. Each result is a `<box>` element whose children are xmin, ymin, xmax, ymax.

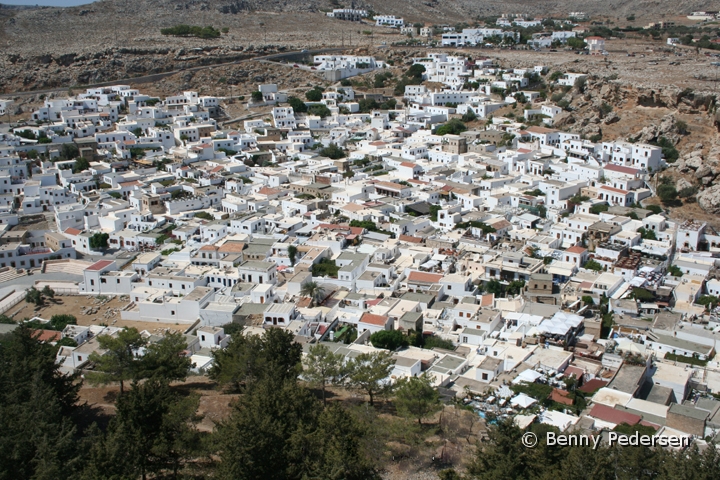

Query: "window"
<box><xmin>201</xmin><ymin>335</ymin><xmax>205</xmax><ymax>341</ymax></box>
<box><xmin>482</xmin><ymin>373</ymin><xmax>489</xmax><ymax>380</ymax></box>
<box><xmin>171</xmin><ymin>311</ymin><xmax>175</xmax><ymax>315</ymax></box>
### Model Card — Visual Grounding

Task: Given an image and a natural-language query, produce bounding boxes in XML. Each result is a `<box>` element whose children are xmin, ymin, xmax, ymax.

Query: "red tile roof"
<box><xmin>258</xmin><ymin>187</ymin><xmax>280</xmax><ymax>195</ymax></box>
<box><xmin>360</xmin><ymin>313</ymin><xmax>390</xmax><ymax>326</ymax></box>
<box><xmin>604</xmin><ymin>164</ymin><xmax>639</xmax><ymax>175</ymax></box>
<box><xmin>578</xmin><ymin>379</ymin><xmax>608</xmax><ymax>393</ymax></box>
<box><xmin>600</xmin><ymin>185</ymin><xmax>630</xmax><ymax>194</ymax></box>
<box><xmin>64</xmin><ymin>227</ymin><xmax>82</xmax><ymax>236</ymax></box>
<box><xmin>399</xmin><ymin>234</ymin><xmax>423</xmax><ymax>244</ymax></box>
<box><xmin>32</xmin><ymin>329</ymin><xmax>62</xmax><ymax>343</ymax></box>
<box><xmin>588</xmin><ymin>403</ymin><xmax>641</xmax><ymax>425</ymax></box>
<box><xmin>87</xmin><ymin>260</ymin><xmax>114</xmax><ymax>271</ymax></box>
<box><xmin>408</xmin><ymin>271</ymin><xmax>443</xmax><ymax>284</ymax></box>
<box><xmin>566</xmin><ymin>245</ymin><xmax>587</xmax><ymax>254</ymax></box>
<box><xmin>549</xmin><ymin>388</ymin><xmax>574</xmax><ymax>406</ymax></box>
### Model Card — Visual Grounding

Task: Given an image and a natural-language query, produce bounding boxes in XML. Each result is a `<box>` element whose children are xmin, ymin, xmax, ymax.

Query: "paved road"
<box><xmin>4</xmin><ymin>48</ymin><xmax>346</xmax><ymax>98</ymax></box>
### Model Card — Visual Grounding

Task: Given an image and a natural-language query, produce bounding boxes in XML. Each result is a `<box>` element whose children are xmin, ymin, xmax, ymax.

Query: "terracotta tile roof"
<box><xmin>604</xmin><ymin>164</ymin><xmax>639</xmax><ymax>175</ymax></box>
<box><xmin>360</xmin><ymin>313</ymin><xmax>390</xmax><ymax>326</ymax></box>
<box><xmin>399</xmin><ymin>234</ymin><xmax>423</xmax><ymax>244</ymax></box>
<box><xmin>408</xmin><ymin>271</ymin><xmax>443</xmax><ymax>284</ymax></box>
<box><xmin>480</xmin><ymin>294</ymin><xmax>494</xmax><ymax>307</ymax></box>
<box><xmin>199</xmin><ymin>245</ymin><xmax>218</xmax><ymax>251</ymax></box>
<box><xmin>64</xmin><ymin>227</ymin><xmax>82</xmax><ymax>236</ymax></box>
<box><xmin>258</xmin><ymin>187</ymin><xmax>280</xmax><ymax>195</ymax></box>
<box><xmin>517</xmin><ymin>148</ymin><xmax>532</xmax><ymax>153</ymax></box>
<box><xmin>600</xmin><ymin>185</ymin><xmax>629</xmax><ymax>194</ymax></box>
<box><xmin>218</xmin><ymin>242</ymin><xmax>246</xmax><ymax>253</ymax></box>
<box><xmin>564</xmin><ymin>365</ymin><xmax>585</xmax><ymax>379</ymax></box>
<box><xmin>566</xmin><ymin>245</ymin><xmax>587</xmax><ymax>254</ymax></box>
<box><xmin>549</xmin><ymin>388</ymin><xmax>574</xmax><ymax>406</ymax></box>
<box><xmin>588</xmin><ymin>403</ymin><xmax>641</xmax><ymax>425</ymax></box>
<box><xmin>341</xmin><ymin>203</ymin><xmax>364</xmax><ymax>212</ymax></box>
<box><xmin>87</xmin><ymin>260</ymin><xmax>114</xmax><ymax>271</ymax></box>
<box><xmin>32</xmin><ymin>329</ymin><xmax>61</xmax><ymax>343</ymax></box>
<box><xmin>400</xmin><ymin>162</ymin><xmax>417</xmax><ymax>168</ymax></box>
<box><xmin>578</xmin><ymin>379</ymin><xmax>608</xmax><ymax>394</ymax></box>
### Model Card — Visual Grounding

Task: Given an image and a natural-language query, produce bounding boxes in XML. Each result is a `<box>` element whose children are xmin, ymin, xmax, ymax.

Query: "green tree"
<box><xmin>302</xmin><ymin>343</ymin><xmax>345</xmax><ymax>405</ymax></box>
<box><xmin>251</xmin><ymin>91</ymin><xmax>264</xmax><ymax>102</ymax></box>
<box><xmin>631</xmin><ymin>288</ymin><xmax>655</xmax><ymax>302</ymax></box>
<box><xmin>567</xmin><ymin>36</ymin><xmax>586</xmax><ymax>49</ymax></box>
<box><xmin>305</xmin><ymin>403</ymin><xmax>379</xmax><ymax>479</ymax></box>
<box><xmin>82</xmin><ymin>379</ymin><xmax>200</xmax><ymax>480</ymax></box>
<box><xmin>137</xmin><ymin>332</ymin><xmax>192</xmax><ymax>383</ymax></box>
<box><xmin>73</xmin><ymin>156</ymin><xmax>90</xmax><ymax>173</ymax></box>
<box><xmin>87</xmin><ymin>327</ymin><xmax>147</xmax><ymax>395</ymax></box>
<box><xmin>581</xmin><ymin>295</ymin><xmax>594</xmax><ymax>306</ymax></box>
<box><xmin>25</xmin><ymin>286</ymin><xmax>44</xmax><ymax>306</ymax></box>
<box><xmin>89</xmin><ymin>232</ymin><xmax>109</xmax><ymax>250</ymax></box>
<box><xmin>697</xmin><ymin>295</ymin><xmax>719</xmax><ymax>310</ymax></box>
<box><xmin>49</xmin><ymin>314</ymin><xmax>76</xmax><ymax>331</ymax></box>
<box><xmin>369</xmin><ymin>330</ymin><xmax>408</xmax><ymax>351</ymax></box>
<box><xmin>306</xmin><ymin>88</ymin><xmax>323</xmax><ymax>102</ymax></box>
<box><xmin>436</xmin><ymin>118</ymin><xmax>467</xmax><ymax>135</ymax></box>
<box><xmin>393</xmin><ymin>373</ymin><xmax>442</xmax><ymax>425</ymax></box>
<box><xmin>288</xmin><ymin>96</ymin><xmax>308</xmax><ymax>113</ymax></box>
<box><xmin>287</xmin><ymin>245</ymin><xmax>298</xmax><ymax>265</ymax></box>
<box><xmin>584</xmin><ymin>259</ymin><xmax>603</xmax><ymax>271</ymax></box>
<box><xmin>42</xmin><ymin>285</ymin><xmax>55</xmax><ymax>299</ymax></box>
<box><xmin>319</xmin><ymin>143</ymin><xmax>346</xmax><ymax>159</ymax></box>
<box><xmin>346</xmin><ymin>351</ymin><xmax>394</xmax><ymax>406</ymax></box>
<box><xmin>300</xmin><ymin>280</ymin><xmax>325</xmax><ymax>307</ymax></box>
<box><xmin>506</xmin><ymin>280</ymin><xmax>526</xmax><ymax>296</ymax></box>
<box><xmin>637</xmin><ymin>227</ymin><xmax>657</xmax><ymax>240</ymax></box>
<box><xmin>0</xmin><ymin>325</ymin><xmax>83</xmax><ymax>480</ymax></box>
<box><xmin>406</xmin><ymin>63</ymin><xmax>426</xmax><ymax>79</ymax></box>
<box><xmin>209</xmin><ymin>328</ymin><xmax>302</xmax><ymax>391</ymax></box>
<box><xmin>485</xmin><ymin>279</ymin><xmax>504</xmax><ymax>296</ymax></box>
<box><xmin>214</xmin><ymin>378</ymin><xmax>319</xmax><ymax>480</ymax></box>
<box><xmin>657</xmin><ymin>184</ymin><xmax>678</xmax><ymax>205</ymax></box>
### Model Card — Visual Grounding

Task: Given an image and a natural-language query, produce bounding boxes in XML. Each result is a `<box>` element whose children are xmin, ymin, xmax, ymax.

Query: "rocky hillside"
<box><xmin>547</xmin><ymin>74</ymin><xmax>720</xmax><ymax>224</ymax></box>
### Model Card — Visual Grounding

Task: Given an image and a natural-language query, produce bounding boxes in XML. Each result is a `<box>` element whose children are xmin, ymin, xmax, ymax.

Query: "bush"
<box><xmin>369</xmin><ymin>330</ymin><xmax>408</xmax><ymax>350</ymax></box>
<box><xmin>251</xmin><ymin>91</ymin><xmax>264</xmax><ymax>102</ymax></box>
<box><xmin>288</xmin><ymin>96</ymin><xmax>307</xmax><ymax>113</ymax></box>
<box><xmin>657</xmin><ymin>184</ymin><xmax>678</xmax><ymax>205</ymax></box>
<box><xmin>305</xmin><ymin>88</ymin><xmax>323</xmax><ymax>102</ymax></box>
<box><xmin>319</xmin><ymin>144</ymin><xmax>345</xmax><ymax>159</ymax></box>
<box><xmin>423</xmin><ymin>335</ymin><xmax>455</xmax><ymax>350</ymax></box>
<box><xmin>584</xmin><ymin>259</ymin><xmax>603</xmax><ymax>271</ymax></box>
<box><xmin>589</xmin><ymin>203</ymin><xmax>609</xmax><ymax>214</ymax></box>
<box><xmin>160</xmin><ymin>25</ymin><xmax>221</xmax><ymax>39</ymax></box>
<box><xmin>435</xmin><ymin>119</ymin><xmax>467</xmax><ymax>136</ymax></box>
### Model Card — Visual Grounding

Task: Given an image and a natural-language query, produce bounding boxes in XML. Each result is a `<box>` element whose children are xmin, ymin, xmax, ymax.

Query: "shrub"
<box><xmin>160</xmin><ymin>25</ymin><xmax>221</xmax><ymax>39</ymax></box>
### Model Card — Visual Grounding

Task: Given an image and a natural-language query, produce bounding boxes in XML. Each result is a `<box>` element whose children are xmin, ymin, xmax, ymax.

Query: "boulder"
<box><xmin>695</xmin><ymin>165</ymin><xmax>713</xmax><ymax>179</ymax></box>
<box><xmin>685</xmin><ymin>155</ymin><xmax>703</xmax><ymax>170</ymax></box>
<box><xmin>676</xmin><ymin>178</ymin><xmax>694</xmax><ymax>192</ymax></box>
<box><xmin>697</xmin><ymin>184</ymin><xmax>720</xmax><ymax>213</ymax></box>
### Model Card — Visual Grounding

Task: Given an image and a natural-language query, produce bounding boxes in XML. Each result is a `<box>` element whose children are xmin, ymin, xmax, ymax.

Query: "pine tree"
<box><xmin>394</xmin><ymin>373</ymin><xmax>442</xmax><ymax>425</ymax></box>
<box><xmin>302</xmin><ymin>343</ymin><xmax>345</xmax><ymax>405</ymax></box>
<box><xmin>87</xmin><ymin>327</ymin><xmax>146</xmax><ymax>394</ymax></box>
<box><xmin>346</xmin><ymin>351</ymin><xmax>394</xmax><ymax>406</ymax></box>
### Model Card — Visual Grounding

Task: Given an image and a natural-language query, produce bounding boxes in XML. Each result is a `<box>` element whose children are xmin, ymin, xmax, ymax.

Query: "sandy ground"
<box><xmin>8</xmin><ymin>294</ymin><xmax>189</xmax><ymax>334</ymax></box>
